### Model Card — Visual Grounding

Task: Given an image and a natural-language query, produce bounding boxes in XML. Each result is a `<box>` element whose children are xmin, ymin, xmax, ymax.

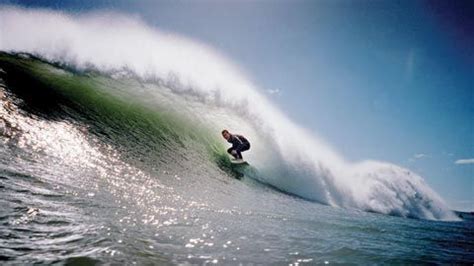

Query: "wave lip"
<box><xmin>0</xmin><ymin>6</ymin><xmax>460</xmax><ymax>221</ymax></box>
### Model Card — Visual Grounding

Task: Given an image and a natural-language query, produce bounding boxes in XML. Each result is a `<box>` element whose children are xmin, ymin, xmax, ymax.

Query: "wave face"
<box><xmin>0</xmin><ymin>6</ymin><xmax>459</xmax><ymax>221</ymax></box>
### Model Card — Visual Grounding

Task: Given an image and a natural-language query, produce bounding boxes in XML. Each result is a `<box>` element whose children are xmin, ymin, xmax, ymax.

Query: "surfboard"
<box><xmin>230</xmin><ymin>159</ymin><xmax>248</xmax><ymax>165</ymax></box>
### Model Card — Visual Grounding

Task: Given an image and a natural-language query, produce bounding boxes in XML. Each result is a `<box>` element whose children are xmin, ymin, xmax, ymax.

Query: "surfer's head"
<box><xmin>221</xmin><ymin>129</ymin><xmax>231</xmax><ymax>140</ymax></box>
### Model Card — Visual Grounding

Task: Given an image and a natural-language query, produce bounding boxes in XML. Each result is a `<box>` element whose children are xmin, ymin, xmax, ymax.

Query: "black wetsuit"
<box><xmin>227</xmin><ymin>134</ymin><xmax>250</xmax><ymax>159</ymax></box>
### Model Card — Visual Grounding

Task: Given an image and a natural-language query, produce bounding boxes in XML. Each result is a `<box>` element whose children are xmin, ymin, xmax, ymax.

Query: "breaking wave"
<box><xmin>0</xmin><ymin>6</ymin><xmax>459</xmax><ymax>221</ymax></box>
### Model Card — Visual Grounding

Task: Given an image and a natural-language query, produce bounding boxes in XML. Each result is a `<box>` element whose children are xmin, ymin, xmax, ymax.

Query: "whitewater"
<box><xmin>0</xmin><ymin>6</ymin><xmax>472</xmax><ymax>264</ymax></box>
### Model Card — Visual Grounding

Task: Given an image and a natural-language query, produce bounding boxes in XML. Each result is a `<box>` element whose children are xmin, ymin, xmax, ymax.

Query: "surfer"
<box><xmin>221</xmin><ymin>129</ymin><xmax>250</xmax><ymax>160</ymax></box>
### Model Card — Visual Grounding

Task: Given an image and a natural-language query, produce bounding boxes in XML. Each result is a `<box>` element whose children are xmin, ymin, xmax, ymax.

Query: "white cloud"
<box><xmin>409</xmin><ymin>153</ymin><xmax>428</xmax><ymax>162</ymax></box>
<box><xmin>265</xmin><ymin>88</ymin><xmax>282</xmax><ymax>96</ymax></box>
<box><xmin>414</xmin><ymin>153</ymin><xmax>427</xmax><ymax>159</ymax></box>
<box><xmin>454</xmin><ymin>158</ymin><xmax>474</xmax><ymax>165</ymax></box>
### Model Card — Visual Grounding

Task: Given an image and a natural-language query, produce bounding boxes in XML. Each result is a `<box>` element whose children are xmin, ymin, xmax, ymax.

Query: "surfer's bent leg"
<box><xmin>234</xmin><ymin>143</ymin><xmax>250</xmax><ymax>160</ymax></box>
<box><xmin>227</xmin><ymin>147</ymin><xmax>239</xmax><ymax>159</ymax></box>
<box><xmin>228</xmin><ymin>143</ymin><xmax>250</xmax><ymax>160</ymax></box>
<box><xmin>235</xmin><ymin>150</ymin><xmax>242</xmax><ymax>159</ymax></box>
<box><xmin>240</xmin><ymin>142</ymin><xmax>250</xmax><ymax>152</ymax></box>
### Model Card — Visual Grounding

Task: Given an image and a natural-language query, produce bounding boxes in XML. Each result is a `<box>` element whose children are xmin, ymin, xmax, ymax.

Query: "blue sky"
<box><xmin>3</xmin><ymin>0</ymin><xmax>473</xmax><ymax>211</ymax></box>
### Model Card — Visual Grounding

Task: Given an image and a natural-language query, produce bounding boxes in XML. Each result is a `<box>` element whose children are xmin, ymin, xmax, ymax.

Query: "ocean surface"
<box><xmin>0</xmin><ymin>52</ymin><xmax>472</xmax><ymax>265</ymax></box>
<box><xmin>0</xmin><ymin>7</ymin><xmax>473</xmax><ymax>265</ymax></box>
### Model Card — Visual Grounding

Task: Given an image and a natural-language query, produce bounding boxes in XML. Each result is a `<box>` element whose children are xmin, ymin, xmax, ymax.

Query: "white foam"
<box><xmin>0</xmin><ymin>6</ymin><xmax>459</xmax><ymax>220</ymax></box>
